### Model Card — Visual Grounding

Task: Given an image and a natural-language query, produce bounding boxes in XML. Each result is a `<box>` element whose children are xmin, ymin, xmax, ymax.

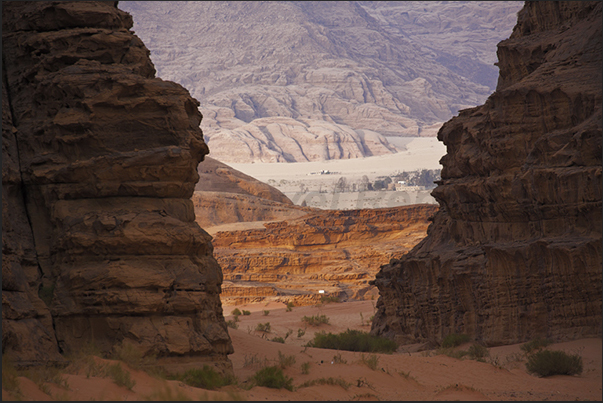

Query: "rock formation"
<box><xmin>212</xmin><ymin>204</ymin><xmax>438</xmax><ymax>306</ymax></box>
<box><xmin>118</xmin><ymin>1</ymin><xmax>522</xmax><ymax>163</ymax></box>
<box><xmin>2</xmin><ymin>1</ymin><xmax>232</xmax><ymax>371</ymax></box>
<box><xmin>371</xmin><ymin>1</ymin><xmax>602</xmax><ymax>346</ymax></box>
<box><xmin>191</xmin><ymin>155</ymin><xmax>312</xmax><ymax>229</ymax></box>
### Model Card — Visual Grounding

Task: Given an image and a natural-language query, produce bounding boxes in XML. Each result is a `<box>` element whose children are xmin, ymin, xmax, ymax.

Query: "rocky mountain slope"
<box><xmin>2</xmin><ymin>1</ymin><xmax>232</xmax><ymax>371</ymax></box>
<box><xmin>118</xmin><ymin>1</ymin><xmax>523</xmax><ymax>163</ymax></box>
<box><xmin>212</xmin><ymin>204</ymin><xmax>438</xmax><ymax>306</ymax></box>
<box><xmin>371</xmin><ymin>1</ymin><xmax>602</xmax><ymax>346</ymax></box>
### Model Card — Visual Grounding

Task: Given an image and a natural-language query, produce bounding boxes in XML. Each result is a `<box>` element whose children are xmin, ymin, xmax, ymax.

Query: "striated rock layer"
<box><xmin>2</xmin><ymin>1</ymin><xmax>232</xmax><ymax>370</ymax></box>
<box><xmin>371</xmin><ymin>1</ymin><xmax>602</xmax><ymax>346</ymax></box>
<box><xmin>213</xmin><ymin>204</ymin><xmax>438</xmax><ymax>306</ymax></box>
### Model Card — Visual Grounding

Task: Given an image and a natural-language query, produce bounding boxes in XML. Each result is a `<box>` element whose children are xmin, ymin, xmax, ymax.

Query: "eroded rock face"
<box><xmin>371</xmin><ymin>1</ymin><xmax>602</xmax><ymax>346</ymax></box>
<box><xmin>213</xmin><ymin>204</ymin><xmax>438</xmax><ymax>306</ymax></box>
<box><xmin>2</xmin><ymin>1</ymin><xmax>232</xmax><ymax>369</ymax></box>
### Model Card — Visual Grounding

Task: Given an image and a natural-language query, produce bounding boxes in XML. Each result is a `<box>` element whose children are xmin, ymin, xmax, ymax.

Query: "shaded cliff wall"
<box><xmin>2</xmin><ymin>1</ymin><xmax>232</xmax><ymax>369</ymax></box>
<box><xmin>371</xmin><ymin>1</ymin><xmax>602</xmax><ymax>346</ymax></box>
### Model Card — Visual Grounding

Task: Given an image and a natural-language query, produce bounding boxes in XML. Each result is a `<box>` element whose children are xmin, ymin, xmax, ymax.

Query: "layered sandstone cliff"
<box><xmin>2</xmin><ymin>1</ymin><xmax>232</xmax><ymax>370</ymax></box>
<box><xmin>212</xmin><ymin>205</ymin><xmax>438</xmax><ymax>306</ymax></box>
<box><xmin>371</xmin><ymin>1</ymin><xmax>602</xmax><ymax>346</ymax></box>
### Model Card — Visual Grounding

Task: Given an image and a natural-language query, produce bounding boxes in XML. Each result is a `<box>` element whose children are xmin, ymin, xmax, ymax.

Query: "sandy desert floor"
<box><xmin>3</xmin><ymin>300</ymin><xmax>601</xmax><ymax>401</ymax></box>
<box><xmin>228</xmin><ymin>137</ymin><xmax>446</xmax><ymax>190</ymax></box>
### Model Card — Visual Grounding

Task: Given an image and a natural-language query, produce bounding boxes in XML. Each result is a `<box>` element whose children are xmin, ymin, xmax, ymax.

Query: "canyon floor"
<box><xmin>3</xmin><ymin>300</ymin><xmax>601</xmax><ymax>401</ymax></box>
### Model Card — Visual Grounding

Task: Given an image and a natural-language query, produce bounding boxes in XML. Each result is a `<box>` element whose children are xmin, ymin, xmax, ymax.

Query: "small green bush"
<box><xmin>360</xmin><ymin>354</ymin><xmax>380</xmax><ymax>370</ymax></box>
<box><xmin>306</xmin><ymin>329</ymin><xmax>397</xmax><ymax>353</ymax></box>
<box><xmin>174</xmin><ymin>365</ymin><xmax>236</xmax><ymax>390</ymax></box>
<box><xmin>286</xmin><ymin>302</ymin><xmax>294</xmax><ymax>312</ymax></box>
<box><xmin>521</xmin><ymin>338</ymin><xmax>553</xmax><ymax>354</ymax></box>
<box><xmin>277</xmin><ymin>351</ymin><xmax>296</xmax><ymax>369</ymax></box>
<box><xmin>250</xmin><ymin>366</ymin><xmax>294</xmax><ymax>391</ymax></box>
<box><xmin>297</xmin><ymin>328</ymin><xmax>306</xmax><ymax>338</ymax></box>
<box><xmin>301</xmin><ymin>314</ymin><xmax>330</xmax><ymax>326</ymax></box>
<box><xmin>441</xmin><ymin>333</ymin><xmax>470</xmax><ymax>348</ymax></box>
<box><xmin>255</xmin><ymin>322</ymin><xmax>271</xmax><ymax>333</ymax></box>
<box><xmin>467</xmin><ymin>343</ymin><xmax>489</xmax><ymax>360</ymax></box>
<box><xmin>106</xmin><ymin>363</ymin><xmax>136</xmax><ymax>390</ymax></box>
<box><xmin>301</xmin><ymin>362</ymin><xmax>311</xmax><ymax>374</ymax></box>
<box><xmin>526</xmin><ymin>350</ymin><xmax>583</xmax><ymax>377</ymax></box>
<box><xmin>226</xmin><ymin>319</ymin><xmax>239</xmax><ymax>329</ymax></box>
<box><xmin>438</xmin><ymin>348</ymin><xmax>469</xmax><ymax>359</ymax></box>
<box><xmin>231</xmin><ymin>308</ymin><xmax>242</xmax><ymax>316</ymax></box>
<box><xmin>271</xmin><ymin>336</ymin><xmax>285</xmax><ymax>344</ymax></box>
<box><xmin>332</xmin><ymin>352</ymin><xmax>347</xmax><ymax>364</ymax></box>
<box><xmin>242</xmin><ymin>310</ymin><xmax>251</xmax><ymax>316</ymax></box>
<box><xmin>263</xmin><ymin>310</ymin><xmax>270</xmax><ymax>316</ymax></box>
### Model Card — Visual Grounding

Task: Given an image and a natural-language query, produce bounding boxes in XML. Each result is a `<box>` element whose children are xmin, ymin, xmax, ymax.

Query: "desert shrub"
<box><xmin>332</xmin><ymin>352</ymin><xmax>347</xmax><ymax>364</ymax></box>
<box><xmin>22</xmin><ymin>365</ymin><xmax>70</xmax><ymax>392</ymax></box>
<box><xmin>441</xmin><ymin>333</ymin><xmax>470</xmax><ymax>348</ymax></box>
<box><xmin>243</xmin><ymin>354</ymin><xmax>267</xmax><ymax>369</ymax></box>
<box><xmin>106</xmin><ymin>363</ymin><xmax>136</xmax><ymax>390</ymax></box>
<box><xmin>299</xmin><ymin>377</ymin><xmax>351</xmax><ymax>390</ymax></box>
<box><xmin>174</xmin><ymin>365</ymin><xmax>236</xmax><ymax>390</ymax></box>
<box><xmin>301</xmin><ymin>314</ymin><xmax>330</xmax><ymax>326</ymax></box>
<box><xmin>307</xmin><ymin>329</ymin><xmax>397</xmax><ymax>353</ymax></box>
<box><xmin>360</xmin><ymin>354</ymin><xmax>379</xmax><ymax>370</ymax></box>
<box><xmin>286</xmin><ymin>302</ymin><xmax>294</xmax><ymax>312</ymax></box>
<box><xmin>242</xmin><ymin>310</ymin><xmax>251</xmax><ymax>316</ymax></box>
<box><xmin>297</xmin><ymin>328</ymin><xmax>306</xmax><ymax>338</ymax></box>
<box><xmin>319</xmin><ymin>295</ymin><xmax>340</xmax><ymax>304</ymax></box>
<box><xmin>277</xmin><ymin>351</ymin><xmax>296</xmax><ymax>369</ymax></box>
<box><xmin>437</xmin><ymin>348</ymin><xmax>468</xmax><ymax>359</ymax></box>
<box><xmin>112</xmin><ymin>340</ymin><xmax>155</xmax><ymax>370</ymax></box>
<box><xmin>231</xmin><ymin>308</ymin><xmax>242</xmax><ymax>316</ymax></box>
<box><xmin>468</xmin><ymin>343</ymin><xmax>489</xmax><ymax>360</ymax></box>
<box><xmin>271</xmin><ymin>336</ymin><xmax>285</xmax><ymax>344</ymax></box>
<box><xmin>263</xmin><ymin>310</ymin><xmax>270</xmax><ymax>316</ymax></box>
<box><xmin>525</xmin><ymin>350</ymin><xmax>583</xmax><ymax>377</ymax></box>
<box><xmin>521</xmin><ymin>338</ymin><xmax>553</xmax><ymax>354</ymax></box>
<box><xmin>226</xmin><ymin>319</ymin><xmax>239</xmax><ymax>329</ymax></box>
<box><xmin>255</xmin><ymin>322</ymin><xmax>271</xmax><ymax>333</ymax></box>
<box><xmin>250</xmin><ymin>366</ymin><xmax>294</xmax><ymax>391</ymax></box>
<box><xmin>301</xmin><ymin>362</ymin><xmax>311</xmax><ymax>375</ymax></box>
<box><xmin>284</xmin><ymin>329</ymin><xmax>293</xmax><ymax>340</ymax></box>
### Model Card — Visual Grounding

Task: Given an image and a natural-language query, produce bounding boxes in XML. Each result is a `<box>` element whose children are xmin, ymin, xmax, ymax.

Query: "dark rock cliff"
<box><xmin>2</xmin><ymin>1</ymin><xmax>232</xmax><ymax>370</ymax></box>
<box><xmin>371</xmin><ymin>1</ymin><xmax>602</xmax><ymax>346</ymax></box>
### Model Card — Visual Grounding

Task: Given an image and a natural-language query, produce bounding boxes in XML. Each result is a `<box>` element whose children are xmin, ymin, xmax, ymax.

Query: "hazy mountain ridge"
<box><xmin>119</xmin><ymin>1</ymin><xmax>522</xmax><ymax>163</ymax></box>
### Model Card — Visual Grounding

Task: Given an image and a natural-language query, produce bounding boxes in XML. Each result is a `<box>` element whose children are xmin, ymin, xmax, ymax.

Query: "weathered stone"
<box><xmin>371</xmin><ymin>1</ymin><xmax>602</xmax><ymax>346</ymax></box>
<box><xmin>213</xmin><ymin>204</ymin><xmax>438</xmax><ymax>306</ymax></box>
<box><xmin>2</xmin><ymin>1</ymin><xmax>232</xmax><ymax>369</ymax></box>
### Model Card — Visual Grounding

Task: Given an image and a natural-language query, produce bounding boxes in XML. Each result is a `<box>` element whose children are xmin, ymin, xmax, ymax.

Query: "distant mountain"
<box><xmin>119</xmin><ymin>1</ymin><xmax>523</xmax><ymax>163</ymax></box>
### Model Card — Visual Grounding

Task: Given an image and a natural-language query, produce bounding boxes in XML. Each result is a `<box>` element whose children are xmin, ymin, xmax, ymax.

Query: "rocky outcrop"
<box><xmin>2</xmin><ymin>1</ymin><xmax>232</xmax><ymax>370</ymax></box>
<box><xmin>192</xmin><ymin>155</ymin><xmax>312</xmax><ymax>229</ymax></box>
<box><xmin>192</xmin><ymin>192</ymin><xmax>311</xmax><ymax>230</ymax></box>
<box><xmin>371</xmin><ymin>1</ymin><xmax>602</xmax><ymax>346</ymax></box>
<box><xmin>119</xmin><ymin>1</ymin><xmax>522</xmax><ymax>163</ymax></box>
<box><xmin>195</xmin><ymin>156</ymin><xmax>293</xmax><ymax>203</ymax></box>
<box><xmin>212</xmin><ymin>205</ymin><xmax>438</xmax><ymax>306</ymax></box>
